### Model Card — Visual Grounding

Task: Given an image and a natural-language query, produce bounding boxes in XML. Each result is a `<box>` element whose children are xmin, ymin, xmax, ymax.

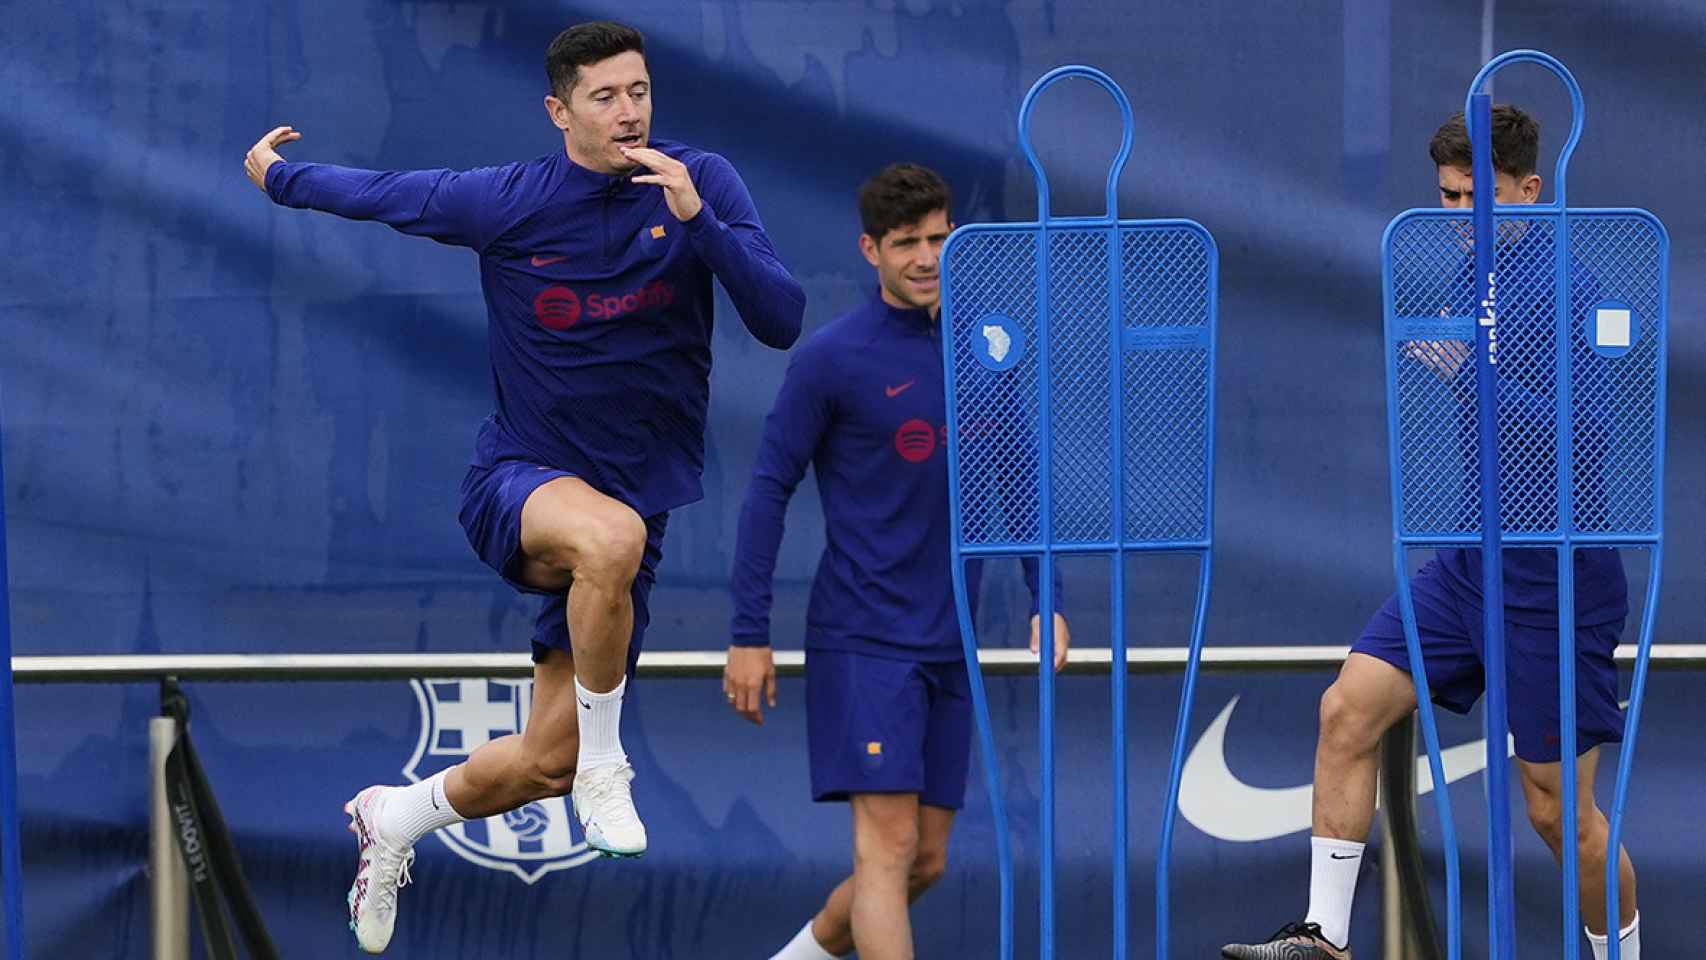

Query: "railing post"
<box><xmin>1381</xmin><ymin>808</ymin><xmax>1407</xmax><ymax>960</ymax></box>
<box><xmin>1381</xmin><ymin>713</ymin><xmax>1444</xmax><ymax>960</ymax></box>
<box><xmin>150</xmin><ymin>712</ymin><xmax>189</xmax><ymax>960</ymax></box>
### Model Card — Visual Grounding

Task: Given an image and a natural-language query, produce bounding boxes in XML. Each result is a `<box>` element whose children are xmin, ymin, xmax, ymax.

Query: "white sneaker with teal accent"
<box><xmin>572</xmin><ymin>762</ymin><xmax>647</xmax><ymax>857</ymax></box>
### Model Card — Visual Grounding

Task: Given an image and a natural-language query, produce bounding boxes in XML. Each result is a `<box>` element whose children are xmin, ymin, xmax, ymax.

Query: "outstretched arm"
<box><xmin>245</xmin><ymin>125</ymin><xmax>508</xmax><ymax>251</ymax></box>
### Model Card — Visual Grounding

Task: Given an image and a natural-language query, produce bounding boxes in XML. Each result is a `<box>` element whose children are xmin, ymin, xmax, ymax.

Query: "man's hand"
<box><xmin>621</xmin><ymin>146</ymin><xmax>704</xmax><ymax>222</ymax></box>
<box><xmin>1404</xmin><ymin>338</ymin><xmax>1472</xmax><ymax>382</ymax></box>
<box><xmin>724</xmin><ymin>645</ymin><xmax>777</xmax><ymax>725</ymax></box>
<box><xmin>1029</xmin><ymin>613</ymin><xmax>1071</xmax><ymax>673</ymax></box>
<box><xmin>245</xmin><ymin>126</ymin><xmax>300</xmax><ymax>192</ymax></box>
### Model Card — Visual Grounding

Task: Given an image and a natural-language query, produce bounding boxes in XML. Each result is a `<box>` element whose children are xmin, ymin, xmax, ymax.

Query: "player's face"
<box><xmin>861</xmin><ymin>209</ymin><xmax>952</xmax><ymax>313</ymax></box>
<box><xmin>1436</xmin><ymin>164</ymin><xmax>1542</xmax><ymax>208</ymax></box>
<box><xmin>546</xmin><ymin>51</ymin><xmax>652</xmax><ymax>175</ymax></box>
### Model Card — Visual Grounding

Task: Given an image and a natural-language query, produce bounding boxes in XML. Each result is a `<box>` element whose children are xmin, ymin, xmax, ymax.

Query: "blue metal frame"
<box><xmin>0</xmin><ymin>390</ymin><xmax>22</xmax><ymax>960</ymax></box>
<box><xmin>1467</xmin><ymin>90</ymin><xmax>1518</xmax><ymax>960</ymax></box>
<box><xmin>941</xmin><ymin>64</ymin><xmax>1217</xmax><ymax>960</ymax></box>
<box><xmin>1468</xmin><ymin>52</ymin><xmax>1586</xmax><ymax>959</ymax></box>
<box><xmin>1383</xmin><ymin>48</ymin><xmax>1667</xmax><ymax>960</ymax></box>
<box><xmin>1599</xmin><ymin>213</ymin><xmax>1669</xmax><ymax>960</ymax></box>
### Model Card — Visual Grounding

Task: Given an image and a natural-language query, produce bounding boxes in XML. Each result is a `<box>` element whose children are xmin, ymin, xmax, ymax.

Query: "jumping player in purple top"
<box><xmin>725</xmin><ymin>164</ymin><xmax>1069</xmax><ymax>960</ymax></box>
<box><xmin>245</xmin><ymin>21</ymin><xmax>804</xmax><ymax>954</ymax></box>
<box><xmin>1221</xmin><ymin>105</ymin><xmax>1641</xmax><ymax>960</ymax></box>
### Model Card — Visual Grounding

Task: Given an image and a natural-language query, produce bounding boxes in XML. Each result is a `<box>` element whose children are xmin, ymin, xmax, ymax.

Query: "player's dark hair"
<box><xmin>546</xmin><ymin>21</ymin><xmax>646</xmax><ymax>98</ymax></box>
<box><xmin>1429</xmin><ymin>103</ymin><xmax>1540</xmax><ymax>178</ymax></box>
<box><xmin>859</xmin><ymin>163</ymin><xmax>953</xmax><ymax>242</ymax></box>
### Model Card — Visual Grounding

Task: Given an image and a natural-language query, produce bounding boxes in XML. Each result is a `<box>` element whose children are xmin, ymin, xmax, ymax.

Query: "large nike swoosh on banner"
<box><xmin>1178</xmin><ymin>695</ymin><xmax>1515</xmax><ymax>843</ymax></box>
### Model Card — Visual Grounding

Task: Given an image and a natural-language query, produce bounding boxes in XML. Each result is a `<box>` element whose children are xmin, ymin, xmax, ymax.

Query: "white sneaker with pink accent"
<box><xmin>344</xmin><ymin>786</ymin><xmax>416</xmax><ymax>954</ymax></box>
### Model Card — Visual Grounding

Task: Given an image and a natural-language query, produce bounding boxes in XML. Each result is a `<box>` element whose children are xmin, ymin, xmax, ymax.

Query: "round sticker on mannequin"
<box><xmin>972</xmin><ymin>315</ymin><xmax>1026</xmax><ymax>372</ymax></box>
<box><xmin>1588</xmin><ymin>299</ymin><xmax>1638</xmax><ymax>359</ymax></box>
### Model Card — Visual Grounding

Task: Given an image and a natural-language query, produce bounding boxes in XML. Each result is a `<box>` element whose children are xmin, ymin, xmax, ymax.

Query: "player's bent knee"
<box><xmin>855</xmin><ymin>823</ymin><xmax>920</xmax><ymax>872</ymax></box>
<box><xmin>575</xmin><ymin>508</ymin><xmax>647</xmax><ymax>587</ymax></box>
<box><xmin>1318</xmin><ymin>683</ymin><xmax>1382</xmax><ymax>755</ymax></box>
<box><xmin>1525</xmin><ymin>795</ymin><xmax>1564</xmax><ymax>847</ymax></box>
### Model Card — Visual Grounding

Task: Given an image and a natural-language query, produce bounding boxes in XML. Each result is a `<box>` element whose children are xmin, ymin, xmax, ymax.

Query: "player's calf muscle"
<box><xmin>907</xmin><ymin>853</ymin><xmax>946</xmax><ymax>893</ymax></box>
<box><xmin>520</xmin><ymin>748</ymin><xmax>576</xmax><ymax>797</ymax></box>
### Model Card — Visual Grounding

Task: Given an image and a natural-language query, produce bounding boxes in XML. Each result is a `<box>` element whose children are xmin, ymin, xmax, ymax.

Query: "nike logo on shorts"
<box><xmin>886</xmin><ymin>380</ymin><xmax>916</xmax><ymax>398</ymax></box>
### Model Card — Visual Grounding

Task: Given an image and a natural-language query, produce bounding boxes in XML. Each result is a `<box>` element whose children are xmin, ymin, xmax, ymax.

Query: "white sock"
<box><xmin>379</xmin><ymin>769</ymin><xmax>466</xmax><ymax>845</ymax></box>
<box><xmin>575</xmin><ymin>676</ymin><xmax>628</xmax><ymax>770</ymax></box>
<box><xmin>1304</xmin><ymin>836</ymin><xmax>1364</xmax><ymax>949</ymax></box>
<box><xmin>769</xmin><ymin>920</ymin><xmax>845</xmax><ymax>960</ymax></box>
<box><xmin>1587</xmin><ymin>913</ymin><xmax>1640</xmax><ymax>960</ymax></box>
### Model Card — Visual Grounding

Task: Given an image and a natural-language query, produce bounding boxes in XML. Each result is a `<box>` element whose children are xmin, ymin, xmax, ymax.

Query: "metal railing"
<box><xmin>25</xmin><ymin>643</ymin><xmax>1701</xmax><ymax>683</ymax></box>
<box><xmin>12</xmin><ymin>645</ymin><xmax>1369</xmax><ymax>682</ymax></box>
<box><xmin>14</xmin><ymin>643</ymin><xmax>1702</xmax><ymax>960</ymax></box>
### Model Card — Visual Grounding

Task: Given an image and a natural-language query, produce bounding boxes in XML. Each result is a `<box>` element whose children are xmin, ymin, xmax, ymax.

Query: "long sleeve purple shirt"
<box><xmin>730</xmin><ymin>292</ymin><xmax>1051</xmax><ymax>662</ymax></box>
<box><xmin>266</xmin><ymin>139</ymin><xmax>805</xmax><ymax>517</ymax></box>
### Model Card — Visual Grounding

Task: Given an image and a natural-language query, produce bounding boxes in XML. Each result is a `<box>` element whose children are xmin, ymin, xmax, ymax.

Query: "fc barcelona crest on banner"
<box><xmin>405</xmin><ymin>679</ymin><xmax>600</xmax><ymax>883</ymax></box>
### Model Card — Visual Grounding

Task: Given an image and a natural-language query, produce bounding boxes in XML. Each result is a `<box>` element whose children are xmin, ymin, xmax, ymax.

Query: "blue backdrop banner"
<box><xmin>3</xmin><ymin>2</ymin><xmax>1701</xmax><ymax>958</ymax></box>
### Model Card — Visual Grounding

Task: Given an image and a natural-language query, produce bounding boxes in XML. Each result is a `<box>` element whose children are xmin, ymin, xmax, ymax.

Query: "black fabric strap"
<box><xmin>161</xmin><ymin>682</ymin><xmax>282</xmax><ymax>960</ymax></box>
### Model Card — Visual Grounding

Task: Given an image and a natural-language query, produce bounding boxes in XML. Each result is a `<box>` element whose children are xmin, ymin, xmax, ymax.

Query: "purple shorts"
<box><xmin>457</xmin><ymin>457</ymin><xmax>666</xmax><ymax>669</ymax></box>
<box><xmin>1353</xmin><ymin>557</ymin><xmax>1624</xmax><ymax>763</ymax></box>
<box><xmin>805</xmin><ymin>649</ymin><xmax>973</xmax><ymax>810</ymax></box>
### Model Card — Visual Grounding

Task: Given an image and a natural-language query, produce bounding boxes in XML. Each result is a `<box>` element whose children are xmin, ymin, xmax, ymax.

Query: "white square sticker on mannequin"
<box><xmin>1596</xmin><ymin>307</ymin><xmax>1632</xmax><ymax>348</ymax></box>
